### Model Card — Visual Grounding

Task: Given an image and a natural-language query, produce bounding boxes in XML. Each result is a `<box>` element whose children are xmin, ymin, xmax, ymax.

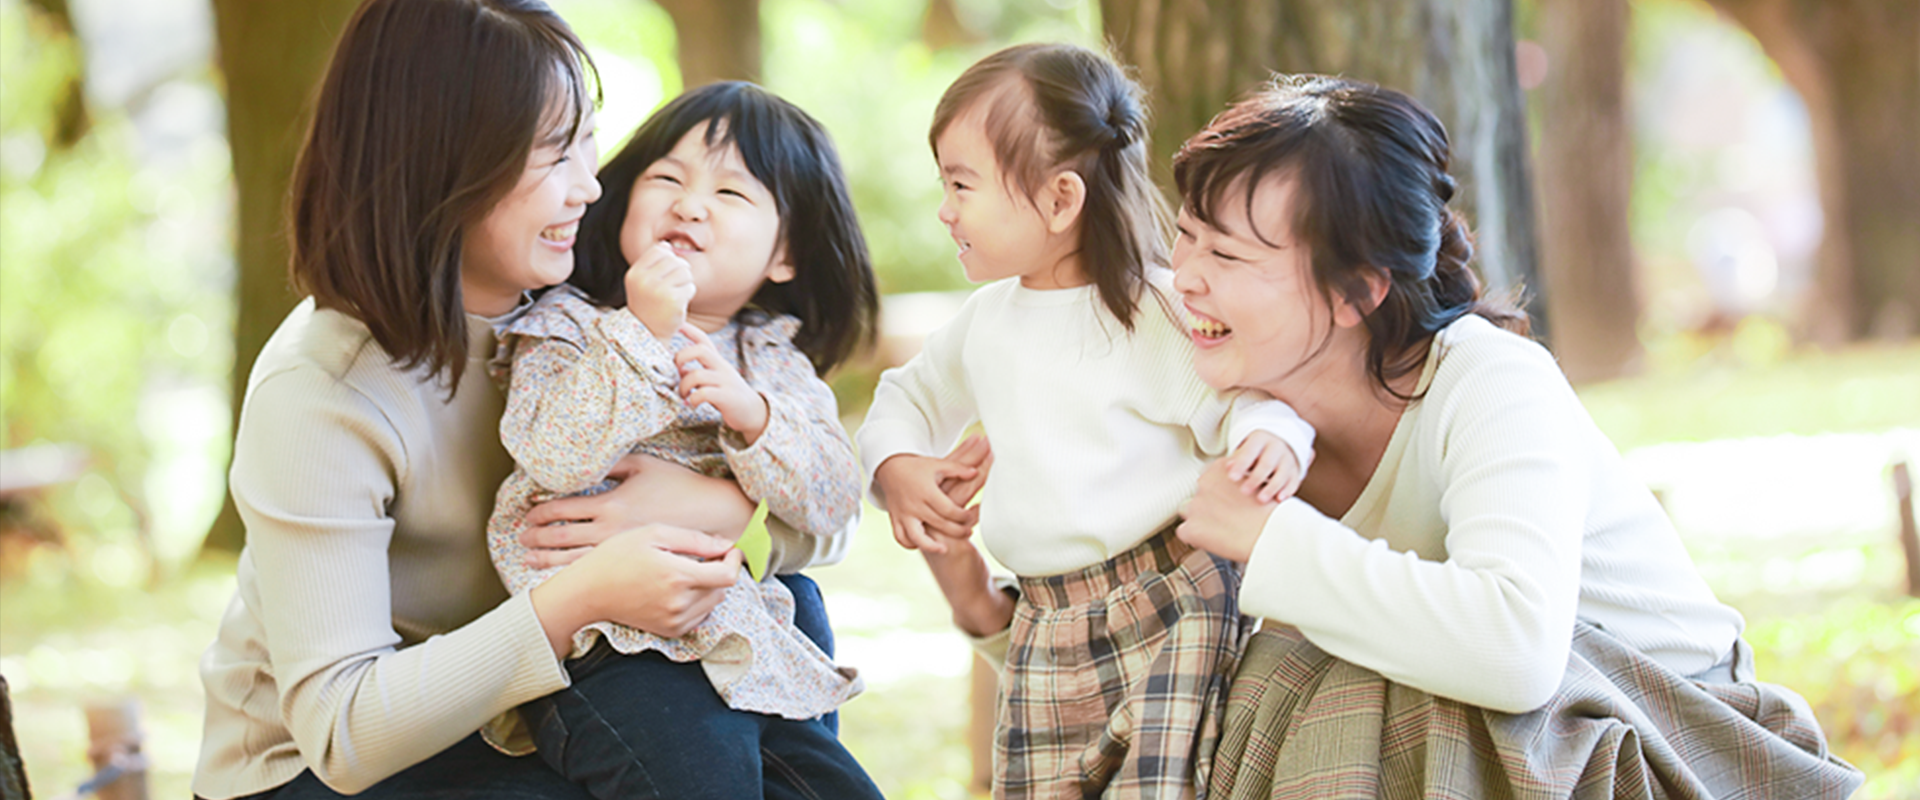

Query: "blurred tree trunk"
<box><xmin>922</xmin><ymin>0</ymin><xmax>982</xmax><ymax>51</ymax></box>
<box><xmin>655</xmin><ymin>0</ymin><xmax>761</xmax><ymax>87</ymax></box>
<box><xmin>1703</xmin><ymin>0</ymin><xmax>1920</xmax><ymax>343</ymax></box>
<box><xmin>200</xmin><ymin>0</ymin><xmax>361</xmax><ymax>556</ymax></box>
<box><xmin>23</xmin><ymin>0</ymin><xmax>90</xmax><ymax>148</ymax></box>
<box><xmin>1535</xmin><ymin>0</ymin><xmax>1640</xmax><ymax>383</ymax></box>
<box><xmin>1102</xmin><ymin>0</ymin><xmax>1549</xmax><ymax>340</ymax></box>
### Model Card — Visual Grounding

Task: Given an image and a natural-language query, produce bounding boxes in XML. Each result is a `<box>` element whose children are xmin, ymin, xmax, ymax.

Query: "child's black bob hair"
<box><xmin>570</xmin><ymin>81</ymin><xmax>878</xmax><ymax>375</ymax></box>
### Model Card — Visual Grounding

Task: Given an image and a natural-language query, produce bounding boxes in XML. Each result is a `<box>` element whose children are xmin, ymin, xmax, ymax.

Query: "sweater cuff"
<box><xmin>966</xmin><ymin>625</ymin><xmax>1011</xmax><ymax>674</ymax></box>
<box><xmin>499</xmin><ymin>591</ymin><xmax>575</xmax><ymax>697</ymax></box>
<box><xmin>856</xmin><ymin>423</ymin><xmax>931</xmax><ymax>510</ymax></box>
<box><xmin>1239</xmin><ymin>498</ymin><xmax>1335</xmax><ymax>622</ymax></box>
<box><xmin>1231</xmin><ymin>420</ymin><xmax>1315</xmax><ymax>475</ymax></box>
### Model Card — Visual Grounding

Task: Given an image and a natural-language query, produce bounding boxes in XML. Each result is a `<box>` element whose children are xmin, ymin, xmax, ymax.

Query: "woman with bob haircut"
<box><xmin>1167</xmin><ymin>75</ymin><xmax>1862</xmax><ymax>799</ymax></box>
<box><xmin>193</xmin><ymin>1</ymin><xmax>763</xmax><ymax>797</ymax></box>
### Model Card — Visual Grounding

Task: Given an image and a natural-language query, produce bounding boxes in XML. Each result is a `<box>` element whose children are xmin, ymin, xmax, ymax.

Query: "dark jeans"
<box><xmin>256</xmin><ymin>732</ymin><xmax>591</xmax><ymax>800</ymax></box>
<box><xmin>520</xmin><ymin>641</ymin><xmax>881</xmax><ymax>799</ymax></box>
<box><xmin>774</xmin><ymin>572</ymin><xmax>837</xmax><ymax>734</ymax></box>
<box><xmin>252</xmin><ymin>573</ymin><xmax>852</xmax><ymax>799</ymax></box>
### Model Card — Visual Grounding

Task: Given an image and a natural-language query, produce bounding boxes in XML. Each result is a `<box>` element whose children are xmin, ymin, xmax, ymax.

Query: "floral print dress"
<box><xmin>487</xmin><ymin>285</ymin><xmax>861</xmax><ymax>720</ymax></box>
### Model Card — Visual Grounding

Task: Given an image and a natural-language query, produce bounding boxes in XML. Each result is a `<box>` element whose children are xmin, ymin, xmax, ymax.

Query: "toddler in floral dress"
<box><xmin>487</xmin><ymin>81</ymin><xmax>885</xmax><ymax>799</ymax></box>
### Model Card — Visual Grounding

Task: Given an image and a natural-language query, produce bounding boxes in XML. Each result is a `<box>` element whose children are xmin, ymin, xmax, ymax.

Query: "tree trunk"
<box><xmin>201</xmin><ymin>0</ymin><xmax>362</xmax><ymax>556</ymax></box>
<box><xmin>655</xmin><ymin>0</ymin><xmax>762</xmax><ymax>87</ymax></box>
<box><xmin>24</xmin><ymin>0</ymin><xmax>90</xmax><ymax>149</ymax></box>
<box><xmin>1705</xmin><ymin>0</ymin><xmax>1920</xmax><ymax>343</ymax></box>
<box><xmin>1101</xmin><ymin>0</ymin><xmax>1548</xmax><ymax>338</ymax></box>
<box><xmin>1535</xmin><ymin>0</ymin><xmax>1640</xmax><ymax>382</ymax></box>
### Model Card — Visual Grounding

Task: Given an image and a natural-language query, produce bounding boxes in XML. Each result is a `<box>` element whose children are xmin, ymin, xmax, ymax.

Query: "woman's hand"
<box><xmin>522</xmin><ymin>454</ymin><xmax>755</xmax><ymax>567</ymax></box>
<box><xmin>1177</xmin><ymin>458</ymin><xmax>1278</xmax><ymax>563</ymax></box>
<box><xmin>921</xmin><ymin>535</ymin><xmax>1015</xmax><ymax>638</ymax></box>
<box><xmin>529</xmin><ymin>524</ymin><xmax>743</xmax><ymax>657</ymax></box>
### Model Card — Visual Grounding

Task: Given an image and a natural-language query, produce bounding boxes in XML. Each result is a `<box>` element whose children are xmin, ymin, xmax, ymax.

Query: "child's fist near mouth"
<box><xmin>626</xmin><ymin>240</ymin><xmax>696</xmax><ymax>339</ymax></box>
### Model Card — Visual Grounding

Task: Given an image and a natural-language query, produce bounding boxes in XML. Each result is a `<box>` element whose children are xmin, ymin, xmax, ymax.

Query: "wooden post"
<box><xmin>83</xmin><ymin>699</ymin><xmax>148</xmax><ymax>800</ymax></box>
<box><xmin>968</xmin><ymin>654</ymin><xmax>997</xmax><ymax>796</ymax></box>
<box><xmin>2</xmin><ymin>674</ymin><xmax>29</xmax><ymax>800</ymax></box>
<box><xmin>1894</xmin><ymin>461</ymin><xmax>1919</xmax><ymax>598</ymax></box>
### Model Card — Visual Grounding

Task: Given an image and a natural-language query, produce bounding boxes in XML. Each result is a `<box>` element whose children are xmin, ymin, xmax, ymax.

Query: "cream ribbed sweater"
<box><xmin>193</xmin><ymin>300</ymin><xmax>566</xmax><ymax>798</ymax></box>
<box><xmin>859</xmin><ymin>270</ymin><xmax>1314</xmax><ymax>577</ymax></box>
<box><xmin>1241</xmin><ymin>315</ymin><xmax>1745</xmax><ymax>713</ymax></box>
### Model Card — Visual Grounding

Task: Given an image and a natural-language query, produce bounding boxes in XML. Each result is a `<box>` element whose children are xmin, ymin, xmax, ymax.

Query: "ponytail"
<box><xmin>930</xmin><ymin>43</ymin><xmax>1170</xmax><ymax>332</ymax></box>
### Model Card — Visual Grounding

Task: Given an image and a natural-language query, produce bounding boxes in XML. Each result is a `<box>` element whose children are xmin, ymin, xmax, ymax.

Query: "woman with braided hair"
<box><xmin>1168</xmin><ymin>75</ymin><xmax>1862</xmax><ymax>799</ymax></box>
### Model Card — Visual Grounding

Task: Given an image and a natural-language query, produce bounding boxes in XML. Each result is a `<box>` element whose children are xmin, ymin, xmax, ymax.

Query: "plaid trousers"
<box><xmin>998</xmin><ymin>529</ymin><xmax>1252</xmax><ymax>800</ymax></box>
<box><xmin>1210</xmin><ymin>621</ymin><xmax>1864</xmax><ymax>800</ymax></box>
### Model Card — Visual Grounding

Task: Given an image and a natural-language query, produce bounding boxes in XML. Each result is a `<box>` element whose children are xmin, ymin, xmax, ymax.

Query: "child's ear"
<box><xmin>1041</xmin><ymin>170</ymin><xmax>1087</xmax><ymax>235</ymax></box>
<box><xmin>767</xmin><ymin>245</ymin><xmax>796</xmax><ymax>284</ymax></box>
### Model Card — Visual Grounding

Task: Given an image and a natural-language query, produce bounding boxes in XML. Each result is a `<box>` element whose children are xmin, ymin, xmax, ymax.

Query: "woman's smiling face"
<box><xmin>1170</xmin><ymin>175</ymin><xmax>1334</xmax><ymax>400</ymax></box>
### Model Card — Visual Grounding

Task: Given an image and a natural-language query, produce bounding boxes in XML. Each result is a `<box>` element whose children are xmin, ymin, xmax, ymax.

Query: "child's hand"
<box><xmin>938</xmin><ymin>434</ymin><xmax>993</xmax><ymax>508</ymax></box>
<box><xmin>1225</xmin><ymin>430</ymin><xmax>1303</xmax><ymax>503</ymax></box>
<box><xmin>673</xmin><ymin>324</ymin><xmax>770</xmax><ymax>442</ymax></box>
<box><xmin>626</xmin><ymin>241</ymin><xmax>695</xmax><ymax>340</ymax></box>
<box><xmin>874</xmin><ymin>453</ymin><xmax>981</xmax><ymax>554</ymax></box>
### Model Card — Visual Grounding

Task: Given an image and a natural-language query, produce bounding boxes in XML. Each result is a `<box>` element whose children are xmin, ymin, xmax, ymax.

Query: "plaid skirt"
<box><xmin>1210</xmin><ymin>621</ymin><xmax>1864</xmax><ymax>800</ymax></box>
<box><xmin>998</xmin><ymin>529</ymin><xmax>1253</xmax><ymax>800</ymax></box>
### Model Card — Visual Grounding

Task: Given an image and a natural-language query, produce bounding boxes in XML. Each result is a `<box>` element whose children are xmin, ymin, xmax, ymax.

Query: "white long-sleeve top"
<box><xmin>859</xmin><ymin>270</ymin><xmax>1314</xmax><ymax>576</ymax></box>
<box><xmin>1241</xmin><ymin>314</ymin><xmax>1745</xmax><ymax>713</ymax></box>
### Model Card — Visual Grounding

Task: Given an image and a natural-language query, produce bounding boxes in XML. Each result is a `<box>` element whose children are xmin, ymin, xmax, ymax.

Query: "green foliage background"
<box><xmin>2</xmin><ymin>0</ymin><xmax>1917</xmax><ymax>798</ymax></box>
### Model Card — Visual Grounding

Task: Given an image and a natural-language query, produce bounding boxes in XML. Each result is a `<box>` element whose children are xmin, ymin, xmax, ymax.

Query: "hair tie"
<box><xmin>1105</xmin><ymin>113</ymin><xmax>1135</xmax><ymax>149</ymax></box>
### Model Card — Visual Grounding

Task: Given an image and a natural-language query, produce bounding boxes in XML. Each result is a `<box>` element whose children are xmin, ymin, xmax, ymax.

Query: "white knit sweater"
<box><xmin>1241</xmin><ymin>314</ymin><xmax>1744</xmax><ymax>713</ymax></box>
<box><xmin>859</xmin><ymin>270</ymin><xmax>1314</xmax><ymax>576</ymax></box>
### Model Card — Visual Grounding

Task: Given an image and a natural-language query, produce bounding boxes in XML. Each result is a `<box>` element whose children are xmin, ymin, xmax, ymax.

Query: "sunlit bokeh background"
<box><xmin>2</xmin><ymin>0</ymin><xmax>1915</xmax><ymax>798</ymax></box>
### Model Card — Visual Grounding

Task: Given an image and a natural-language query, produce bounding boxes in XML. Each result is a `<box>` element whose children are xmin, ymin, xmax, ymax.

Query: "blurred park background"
<box><xmin>1</xmin><ymin>0</ymin><xmax>1916</xmax><ymax>797</ymax></box>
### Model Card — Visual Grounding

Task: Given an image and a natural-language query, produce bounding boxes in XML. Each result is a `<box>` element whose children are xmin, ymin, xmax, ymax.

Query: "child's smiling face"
<box><xmin>620</xmin><ymin>120</ymin><xmax>793</xmax><ymax>326</ymax></box>
<box><xmin>934</xmin><ymin>109</ymin><xmax>1074</xmax><ymax>289</ymax></box>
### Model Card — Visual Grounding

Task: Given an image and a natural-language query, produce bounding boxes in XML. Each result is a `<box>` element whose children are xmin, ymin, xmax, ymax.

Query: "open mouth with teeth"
<box><xmin>659</xmin><ymin>231</ymin><xmax>702</xmax><ymax>254</ymax></box>
<box><xmin>1186</xmin><ymin>308</ymin><xmax>1232</xmax><ymax>342</ymax></box>
<box><xmin>539</xmin><ymin>221</ymin><xmax>578</xmax><ymax>242</ymax></box>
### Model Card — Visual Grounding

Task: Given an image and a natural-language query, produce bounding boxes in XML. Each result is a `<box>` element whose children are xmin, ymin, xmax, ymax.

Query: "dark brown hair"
<box><xmin>1174</xmin><ymin>74</ymin><xmax>1527</xmax><ymax>400</ymax></box>
<box><xmin>289</xmin><ymin>0</ymin><xmax>597</xmax><ymax>390</ymax></box>
<box><xmin>571</xmin><ymin>82</ymin><xmax>878</xmax><ymax>375</ymax></box>
<box><xmin>929</xmin><ymin>43</ymin><xmax>1170</xmax><ymax>332</ymax></box>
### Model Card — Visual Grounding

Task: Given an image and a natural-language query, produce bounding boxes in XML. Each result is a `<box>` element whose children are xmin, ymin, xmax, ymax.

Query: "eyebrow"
<box><xmin>714</xmin><ymin>165</ymin><xmax>756</xmax><ymax>184</ymax></box>
<box><xmin>537</xmin><ymin>113</ymin><xmax>595</xmax><ymax>150</ymax></box>
<box><xmin>940</xmin><ymin>162</ymin><xmax>981</xmax><ymax>180</ymax></box>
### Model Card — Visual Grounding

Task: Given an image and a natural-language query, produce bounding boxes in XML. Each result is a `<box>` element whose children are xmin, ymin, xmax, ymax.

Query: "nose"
<box><xmin>571</xmin><ymin>165</ymin><xmax>602</xmax><ymax>206</ymax></box>
<box><xmin>937</xmin><ymin>193</ymin><xmax>957</xmax><ymax>226</ymax></box>
<box><xmin>672</xmin><ymin>192</ymin><xmax>708</xmax><ymax>222</ymax></box>
<box><xmin>568</xmin><ymin>136</ymin><xmax>602</xmax><ymax>205</ymax></box>
<box><xmin>1170</xmin><ymin>247</ymin><xmax>1203</xmax><ymax>296</ymax></box>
